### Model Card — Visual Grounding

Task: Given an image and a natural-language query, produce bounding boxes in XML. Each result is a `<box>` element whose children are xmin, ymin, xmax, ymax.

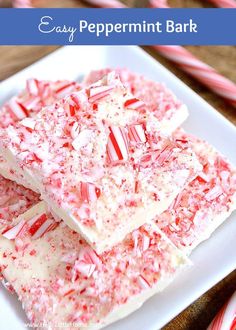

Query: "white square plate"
<box><xmin>0</xmin><ymin>46</ymin><xmax>235</xmax><ymax>330</ymax></box>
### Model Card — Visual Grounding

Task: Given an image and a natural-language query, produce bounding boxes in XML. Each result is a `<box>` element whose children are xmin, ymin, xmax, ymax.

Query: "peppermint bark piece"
<box><xmin>83</xmin><ymin>68</ymin><xmax>188</xmax><ymax>135</ymax></box>
<box><xmin>0</xmin><ymin>78</ymin><xmax>81</xmax><ymax>128</ymax></box>
<box><xmin>156</xmin><ymin>129</ymin><xmax>236</xmax><ymax>254</ymax></box>
<box><xmin>0</xmin><ymin>175</ymin><xmax>39</xmax><ymax>233</ymax></box>
<box><xmin>0</xmin><ymin>78</ymin><xmax>81</xmax><ymax>185</ymax></box>
<box><xmin>0</xmin><ymin>73</ymin><xmax>201</xmax><ymax>253</ymax></box>
<box><xmin>0</xmin><ymin>202</ymin><xmax>190</xmax><ymax>330</ymax></box>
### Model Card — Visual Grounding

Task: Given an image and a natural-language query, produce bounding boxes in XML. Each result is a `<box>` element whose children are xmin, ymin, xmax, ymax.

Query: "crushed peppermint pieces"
<box><xmin>0</xmin><ymin>72</ymin><xmax>201</xmax><ymax>253</ymax></box>
<box><xmin>0</xmin><ymin>68</ymin><xmax>235</xmax><ymax>330</ymax></box>
<box><xmin>0</xmin><ymin>210</ymin><xmax>189</xmax><ymax>329</ymax></box>
<box><xmin>156</xmin><ymin>129</ymin><xmax>236</xmax><ymax>254</ymax></box>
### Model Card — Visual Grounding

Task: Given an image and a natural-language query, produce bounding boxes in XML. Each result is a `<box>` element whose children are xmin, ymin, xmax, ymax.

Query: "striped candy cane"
<box><xmin>148</xmin><ymin>0</ymin><xmax>236</xmax><ymax>107</ymax></box>
<box><xmin>11</xmin><ymin>0</ymin><xmax>236</xmax><ymax>107</ymax></box>
<box><xmin>150</xmin><ymin>0</ymin><xmax>236</xmax><ymax>8</ymax></box>
<box><xmin>10</xmin><ymin>0</ymin><xmax>236</xmax><ymax>9</ymax></box>
<box><xmin>208</xmin><ymin>0</ymin><xmax>236</xmax><ymax>8</ymax></box>
<box><xmin>82</xmin><ymin>0</ymin><xmax>126</xmax><ymax>8</ymax></box>
<box><xmin>2</xmin><ymin>212</ymin><xmax>59</xmax><ymax>240</ymax></box>
<box><xmin>149</xmin><ymin>0</ymin><xmax>168</xmax><ymax>8</ymax></box>
<box><xmin>12</xmin><ymin>0</ymin><xmax>32</xmax><ymax>7</ymax></box>
<box><xmin>153</xmin><ymin>45</ymin><xmax>236</xmax><ymax>107</ymax></box>
<box><xmin>207</xmin><ymin>290</ymin><xmax>236</xmax><ymax>330</ymax></box>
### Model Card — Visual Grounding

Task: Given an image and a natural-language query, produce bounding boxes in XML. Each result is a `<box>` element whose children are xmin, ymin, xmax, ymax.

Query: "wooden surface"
<box><xmin>0</xmin><ymin>1</ymin><xmax>235</xmax><ymax>330</ymax></box>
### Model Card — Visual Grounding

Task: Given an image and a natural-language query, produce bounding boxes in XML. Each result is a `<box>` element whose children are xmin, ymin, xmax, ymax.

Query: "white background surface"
<box><xmin>0</xmin><ymin>46</ymin><xmax>235</xmax><ymax>330</ymax></box>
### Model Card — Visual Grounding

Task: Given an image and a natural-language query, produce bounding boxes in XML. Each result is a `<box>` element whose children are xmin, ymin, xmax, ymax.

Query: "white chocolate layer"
<box><xmin>0</xmin><ymin>73</ymin><xmax>201</xmax><ymax>253</ymax></box>
<box><xmin>156</xmin><ymin>129</ymin><xmax>236</xmax><ymax>254</ymax></box>
<box><xmin>83</xmin><ymin>68</ymin><xmax>189</xmax><ymax>135</ymax></box>
<box><xmin>0</xmin><ymin>202</ymin><xmax>190</xmax><ymax>330</ymax></box>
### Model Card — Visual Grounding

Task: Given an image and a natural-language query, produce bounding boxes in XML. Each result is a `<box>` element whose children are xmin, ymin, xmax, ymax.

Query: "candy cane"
<box><xmin>137</xmin><ymin>275</ymin><xmax>151</xmax><ymax>289</ymax></box>
<box><xmin>208</xmin><ymin>0</ymin><xmax>236</xmax><ymax>8</ymax></box>
<box><xmin>2</xmin><ymin>213</ymin><xmax>58</xmax><ymax>240</ymax></box>
<box><xmin>27</xmin><ymin>213</ymin><xmax>58</xmax><ymax>239</ymax></box>
<box><xmin>153</xmin><ymin>45</ymin><xmax>236</xmax><ymax>107</ymax></box>
<box><xmin>149</xmin><ymin>0</ymin><xmax>168</xmax><ymax>8</ymax></box>
<box><xmin>150</xmin><ymin>2</ymin><xmax>236</xmax><ymax>106</ymax></box>
<box><xmin>26</xmin><ymin>78</ymin><xmax>40</xmax><ymax>96</ymax></box>
<box><xmin>10</xmin><ymin>0</ymin><xmax>236</xmax><ymax>107</ymax></box>
<box><xmin>107</xmin><ymin>126</ymin><xmax>129</xmax><ymax>163</ymax></box>
<box><xmin>2</xmin><ymin>220</ymin><xmax>27</xmax><ymax>240</ymax></box>
<box><xmin>128</xmin><ymin>124</ymin><xmax>147</xmax><ymax>143</ymax></box>
<box><xmin>12</xmin><ymin>0</ymin><xmax>33</xmax><ymax>8</ymax></box>
<box><xmin>207</xmin><ymin>290</ymin><xmax>236</xmax><ymax>330</ymax></box>
<box><xmin>7</xmin><ymin>97</ymin><xmax>29</xmax><ymax>120</ymax></box>
<box><xmin>83</xmin><ymin>0</ymin><xmax>236</xmax><ymax>107</ymax></box>
<box><xmin>82</xmin><ymin>0</ymin><xmax>126</xmax><ymax>8</ymax></box>
<box><xmin>124</xmin><ymin>98</ymin><xmax>145</xmax><ymax>110</ymax></box>
<box><xmin>80</xmin><ymin>182</ymin><xmax>101</xmax><ymax>203</ymax></box>
<box><xmin>55</xmin><ymin>81</ymin><xmax>79</xmax><ymax>98</ymax></box>
<box><xmin>88</xmin><ymin>85</ymin><xmax>114</xmax><ymax>103</ymax></box>
<box><xmin>150</xmin><ymin>0</ymin><xmax>236</xmax><ymax>8</ymax></box>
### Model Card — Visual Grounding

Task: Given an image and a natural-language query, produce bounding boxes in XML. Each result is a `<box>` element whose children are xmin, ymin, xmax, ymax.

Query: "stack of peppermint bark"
<box><xmin>0</xmin><ymin>69</ymin><xmax>235</xmax><ymax>329</ymax></box>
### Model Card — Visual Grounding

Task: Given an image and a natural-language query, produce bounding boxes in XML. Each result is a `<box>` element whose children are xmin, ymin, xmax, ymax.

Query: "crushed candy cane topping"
<box><xmin>0</xmin><ymin>68</ymin><xmax>235</xmax><ymax>330</ymax></box>
<box><xmin>0</xmin><ymin>72</ymin><xmax>201</xmax><ymax>252</ymax></box>
<box><xmin>0</xmin><ymin>78</ymin><xmax>81</xmax><ymax>128</ymax></box>
<box><xmin>0</xmin><ymin>78</ymin><xmax>81</xmax><ymax>186</ymax></box>
<box><xmin>83</xmin><ymin>67</ymin><xmax>187</xmax><ymax>128</ymax></box>
<box><xmin>0</xmin><ymin>213</ymin><xmax>188</xmax><ymax>329</ymax></box>
<box><xmin>0</xmin><ymin>175</ymin><xmax>39</xmax><ymax>233</ymax></box>
<box><xmin>156</xmin><ymin>129</ymin><xmax>236</xmax><ymax>253</ymax></box>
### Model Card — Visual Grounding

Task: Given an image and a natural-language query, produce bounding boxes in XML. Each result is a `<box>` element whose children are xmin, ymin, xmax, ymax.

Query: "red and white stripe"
<box><xmin>107</xmin><ymin>126</ymin><xmax>129</xmax><ymax>163</ymax></box>
<box><xmin>207</xmin><ymin>290</ymin><xmax>236</xmax><ymax>330</ymax></box>
<box><xmin>22</xmin><ymin>95</ymin><xmax>41</xmax><ymax>110</ymax></box>
<box><xmin>27</xmin><ymin>213</ymin><xmax>58</xmax><ymax>239</ymax></box>
<box><xmin>12</xmin><ymin>0</ymin><xmax>33</xmax><ymax>8</ymax></box>
<box><xmin>55</xmin><ymin>81</ymin><xmax>78</xmax><ymax>98</ymax></box>
<box><xmin>2</xmin><ymin>213</ymin><xmax>58</xmax><ymax>240</ymax></box>
<box><xmin>132</xmin><ymin>230</ymin><xmax>150</xmax><ymax>255</ymax></box>
<box><xmin>140</xmin><ymin>151</ymin><xmax>154</xmax><ymax>168</ymax></box>
<box><xmin>2</xmin><ymin>220</ymin><xmax>27</xmax><ymax>240</ymax></box>
<box><xmin>79</xmin><ymin>246</ymin><xmax>102</xmax><ymax>268</ymax></box>
<box><xmin>168</xmin><ymin>190</ymin><xmax>184</xmax><ymax>210</ymax></box>
<box><xmin>155</xmin><ymin>144</ymin><xmax>174</xmax><ymax>166</ymax></box>
<box><xmin>78</xmin><ymin>246</ymin><xmax>102</xmax><ymax>268</ymax></box>
<box><xmin>7</xmin><ymin>97</ymin><xmax>29</xmax><ymax>120</ymax></box>
<box><xmin>149</xmin><ymin>0</ymin><xmax>236</xmax><ymax>8</ymax></box>
<box><xmin>88</xmin><ymin>85</ymin><xmax>114</xmax><ymax>103</ymax></box>
<box><xmin>67</xmin><ymin>94</ymin><xmax>81</xmax><ymax>117</ymax></box>
<box><xmin>13</xmin><ymin>0</ymin><xmax>236</xmax><ymax>9</ymax></box>
<box><xmin>26</xmin><ymin>78</ymin><xmax>40</xmax><ymax>96</ymax></box>
<box><xmin>205</xmin><ymin>185</ymin><xmax>223</xmax><ymax>201</ymax></box>
<box><xmin>83</xmin><ymin>0</ymin><xmax>236</xmax><ymax>107</ymax></box>
<box><xmin>153</xmin><ymin>45</ymin><xmax>236</xmax><ymax>107</ymax></box>
<box><xmin>150</xmin><ymin>0</ymin><xmax>236</xmax><ymax>107</ymax></box>
<box><xmin>149</xmin><ymin>0</ymin><xmax>168</xmax><ymax>8</ymax></box>
<box><xmin>124</xmin><ymin>98</ymin><xmax>145</xmax><ymax>110</ymax></box>
<box><xmin>208</xmin><ymin>0</ymin><xmax>236</xmax><ymax>8</ymax></box>
<box><xmin>128</xmin><ymin>124</ymin><xmax>146</xmax><ymax>143</ymax></box>
<box><xmin>73</xmin><ymin>246</ymin><xmax>102</xmax><ymax>278</ymax></box>
<box><xmin>137</xmin><ymin>275</ymin><xmax>151</xmax><ymax>290</ymax></box>
<box><xmin>83</xmin><ymin>0</ymin><xmax>126</xmax><ymax>8</ymax></box>
<box><xmin>80</xmin><ymin>182</ymin><xmax>101</xmax><ymax>203</ymax></box>
<box><xmin>11</xmin><ymin>1</ymin><xmax>235</xmax><ymax>106</ymax></box>
<box><xmin>71</xmin><ymin>248</ymin><xmax>101</xmax><ymax>280</ymax></box>
<box><xmin>196</xmin><ymin>171</ymin><xmax>210</xmax><ymax>183</ymax></box>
